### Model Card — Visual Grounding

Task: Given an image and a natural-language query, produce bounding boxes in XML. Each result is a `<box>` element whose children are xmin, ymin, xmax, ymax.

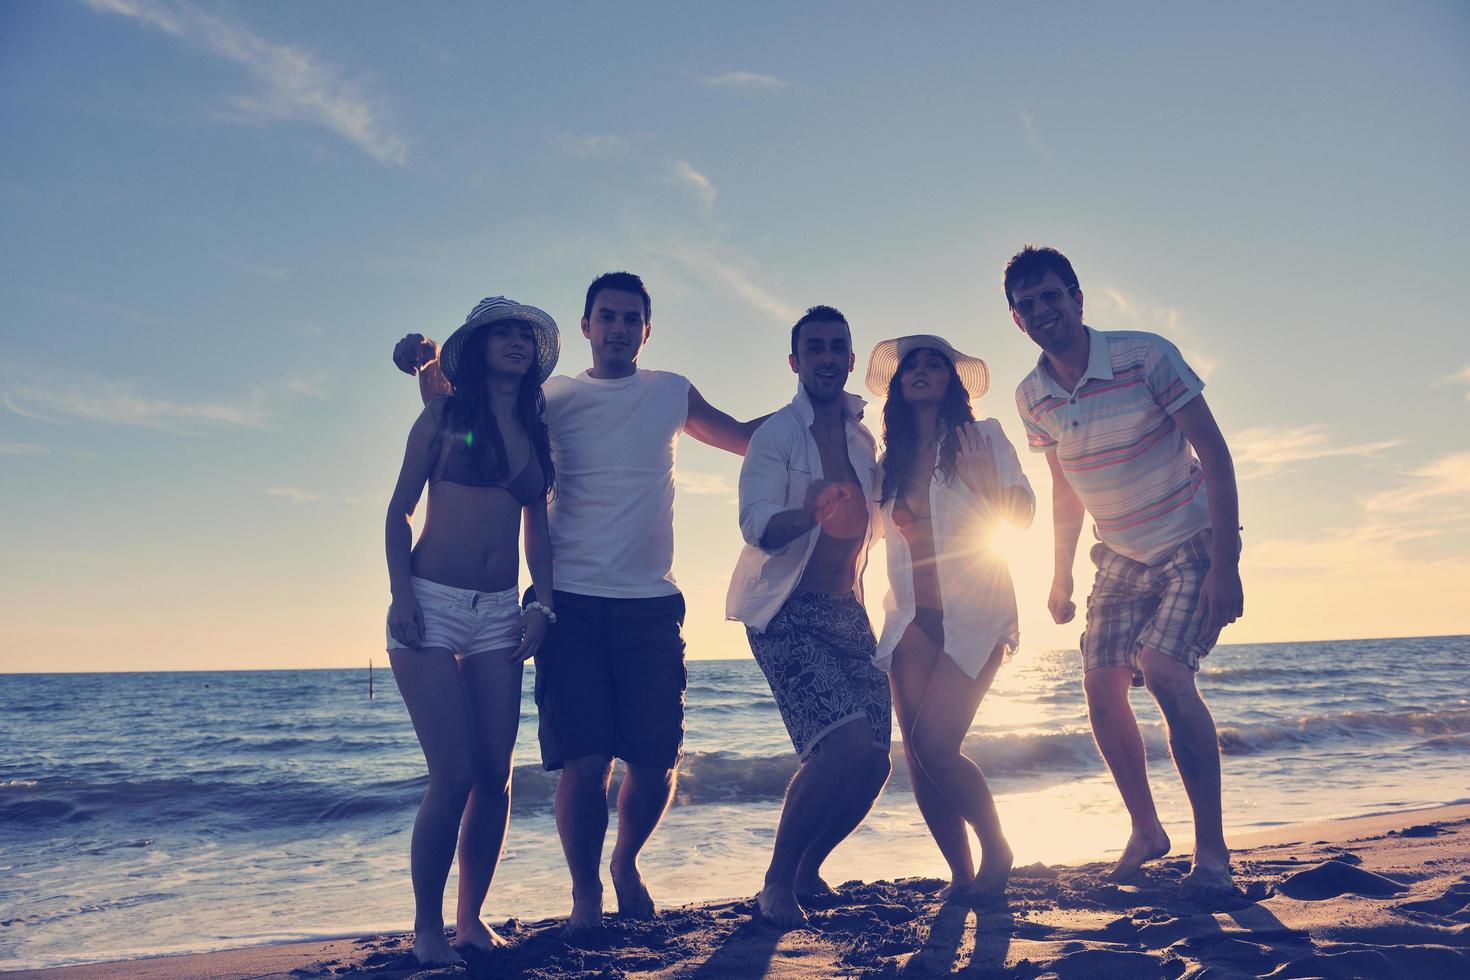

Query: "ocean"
<box><xmin>3</xmin><ymin>635</ymin><xmax>1467</xmax><ymax>971</ymax></box>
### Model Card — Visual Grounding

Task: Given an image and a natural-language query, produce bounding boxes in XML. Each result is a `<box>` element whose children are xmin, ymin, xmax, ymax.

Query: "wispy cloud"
<box><xmin>1364</xmin><ymin>451</ymin><xmax>1470</xmax><ymax>514</ymax></box>
<box><xmin>1231</xmin><ymin>425</ymin><xmax>1399</xmax><ymax>478</ymax></box>
<box><xmin>550</xmin><ymin>131</ymin><xmax>629</xmax><ymax>159</ymax></box>
<box><xmin>0</xmin><ymin>442</ymin><xmax>51</xmax><ymax>456</ymax></box>
<box><xmin>676</xmin><ymin>470</ymin><xmax>736</xmax><ymax>498</ymax></box>
<box><xmin>4</xmin><ymin>373</ymin><xmax>268</xmax><ymax>432</ymax></box>
<box><xmin>85</xmin><ymin>0</ymin><xmax>407</xmax><ymax>166</ymax></box>
<box><xmin>1442</xmin><ymin>364</ymin><xmax>1470</xmax><ymax>400</ymax></box>
<box><xmin>1249</xmin><ymin>450</ymin><xmax>1470</xmax><ymax>574</ymax></box>
<box><xmin>1092</xmin><ymin>287</ymin><xmax>1219</xmax><ymax>379</ymax></box>
<box><xmin>703</xmin><ymin>70</ymin><xmax>789</xmax><ymax>94</ymax></box>
<box><xmin>228</xmin><ymin>258</ymin><xmax>297</xmax><ymax>280</ymax></box>
<box><xmin>267</xmin><ymin>486</ymin><xmax>323</xmax><ymax>503</ymax></box>
<box><xmin>1020</xmin><ymin>111</ymin><xmax>1054</xmax><ymax>165</ymax></box>
<box><xmin>673</xmin><ymin>160</ymin><xmax>718</xmax><ymax>212</ymax></box>
<box><xmin>644</xmin><ymin>238</ymin><xmax>798</xmax><ymax>323</ymax></box>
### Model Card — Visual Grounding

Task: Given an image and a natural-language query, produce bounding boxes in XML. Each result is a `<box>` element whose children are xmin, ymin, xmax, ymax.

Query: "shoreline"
<box><xmin>12</xmin><ymin>801</ymin><xmax>1470</xmax><ymax>978</ymax></box>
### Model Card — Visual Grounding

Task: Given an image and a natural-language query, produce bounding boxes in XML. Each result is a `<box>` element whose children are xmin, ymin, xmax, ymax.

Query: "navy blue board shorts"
<box><xmin>527</xmin><ymin>588</ymin><xmax>688</xmax><ymax>772</ymax></box>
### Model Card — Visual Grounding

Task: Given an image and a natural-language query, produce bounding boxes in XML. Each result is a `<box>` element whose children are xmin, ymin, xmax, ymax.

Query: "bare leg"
<box><xmin>889</xmin><ymin>628</ymin><xmax>974</xmax><ymax>896</ymax></box>
<box><xmin>1139</xmin><ymin>649</ymin><xmax>1230</xmax><ymax>890</ymax></box>
<box><xmin>1083</xmin><ymin>665</ymin><xmax>1170</xmax><ymax>880</ymax></box>
<box><xmin>908</xmin><ymin>644</ymin><xmax>1012</xmax><ymax>905</ymax></box>
<box><xmin>556</xmin><ymin>754</ymin><xmax>613</xmax><ymax>932</ymax></box>
<box><xmin>389</xmin><ymin>649</ymin><xmax>473</xmax><ymax>966</ymax></box>
<box><xmin>609</xmin><ymin>762</ymin><xmax>675</xmax><ymax>919</ymax></box>
<box><xmin>792</xmin><ymin>744</ymin><xmax>890</xmax><ymax>897</ymax></box>
<box><xmin>452</xmin><ymin>650</ymin><xmax>524</xmax><ymax>951</ymax></box>
<box><xmin>758</xmin><ymin>719</ymin><xmax>875</xmax><ymax>928</ymax></box>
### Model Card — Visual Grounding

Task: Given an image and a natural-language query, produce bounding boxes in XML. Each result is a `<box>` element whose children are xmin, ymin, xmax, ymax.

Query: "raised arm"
<box><xmin>1170</xmin><ymin>395</ymin><xmax>1243</xmax><ymax>631</ymax></box>
<box><xmin>685</xmin><ymin>384</ymin><xmax>773</xmax><ymax>456</ymax></box>
<box><xmin>1045</xmin><ymin>448</ymin><xmax>1086</xmax><ymax>625</ymax></box>
<box><xmin>384</xmin><ymin>402</ymin><xmax>442</xmax><ymax>647</ymax></box>
<box><xmin>955</xmin><ymin>419</ymin><xmax>1036</xmax><ymax>528</ymax></box>
<box><xmin>392</xmin><ymin>333</ymin><xmax>453</xmax><ymax>404</ymax></box>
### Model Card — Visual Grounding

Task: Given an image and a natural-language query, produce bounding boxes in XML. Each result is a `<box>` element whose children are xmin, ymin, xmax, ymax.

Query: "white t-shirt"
<box><xmin>542</xmin><ymin>369</ymin><xmax>691</xmax><ymax>599</ymax></box>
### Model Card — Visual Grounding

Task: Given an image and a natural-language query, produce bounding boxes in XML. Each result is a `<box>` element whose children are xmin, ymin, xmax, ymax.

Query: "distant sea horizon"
<box><xmin>5</xmin><ymin>630</ymin><xmax>1467</xmax><ymax>674</ymax></box>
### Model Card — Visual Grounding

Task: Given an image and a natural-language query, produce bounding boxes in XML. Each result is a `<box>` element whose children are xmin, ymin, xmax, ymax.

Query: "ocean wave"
<box><xmin>1216</xmin><ymin>707</ymin><xmax>1470</xmax><ymax>756</ymax></box>
<box><xmin>5</xmin><ymin>707</ymin><xmax>1463</xmax><ymax>828</ymax></box>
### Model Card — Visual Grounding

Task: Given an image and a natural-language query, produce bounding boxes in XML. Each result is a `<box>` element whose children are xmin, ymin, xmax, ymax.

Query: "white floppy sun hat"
<box><xmin>865</xmin><ymin>334</ymin><xmax>989</xmax><ymax>400</ymax></box>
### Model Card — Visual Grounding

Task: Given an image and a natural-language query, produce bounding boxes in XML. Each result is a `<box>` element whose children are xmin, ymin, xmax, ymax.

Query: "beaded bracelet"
<box><xmin>524</xmin><ymin>600</ymin><xmax>557</xmax><ymax>624</ymax></box>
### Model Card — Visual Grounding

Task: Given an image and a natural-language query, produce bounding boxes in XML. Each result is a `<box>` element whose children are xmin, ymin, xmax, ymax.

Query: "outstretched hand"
<box><xmin>393</xmin><ymin>333</ymin><xmax>439</xmax><ymax>376</ymax></box>
<box><xmin>955</xmin><ymin>424</ymin><xmax>1001</xmax><ymax>500</ymax></box>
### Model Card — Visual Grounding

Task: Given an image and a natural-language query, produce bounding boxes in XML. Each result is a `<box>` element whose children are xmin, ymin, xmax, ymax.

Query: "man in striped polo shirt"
<box><xmin>1007</xmin><ymin>245</ymin><xmax>1243</xmax><ymax>896</ymax></box>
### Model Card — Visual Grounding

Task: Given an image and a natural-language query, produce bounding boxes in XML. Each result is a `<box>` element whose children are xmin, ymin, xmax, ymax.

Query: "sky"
<box><xmin>1</xmin><ymin>0</ymin><xmax>1468</xmax><ymax>673</ymax></box>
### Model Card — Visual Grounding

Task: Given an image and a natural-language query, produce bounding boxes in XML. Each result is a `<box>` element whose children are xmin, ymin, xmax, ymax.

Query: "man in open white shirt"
<box><xmin>395</xmin><ymin>272</ymin><xmax>768</xmax><ymax>932</ymax></box>
<box><xmin>1007</xmin><ymin>245</ymin><xmax>1244</xmax><ymax>896</ymax></box>
<box><xmin>727</xmin><ymin>306</ymin><xmax>891</xmax><ymax>928</ymax></box>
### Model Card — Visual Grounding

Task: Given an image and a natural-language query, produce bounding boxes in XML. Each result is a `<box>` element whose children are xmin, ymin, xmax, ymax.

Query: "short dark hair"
<box><xmin>790</xmin><ymin>305</ymin><xmax>850</xmax><ymax>357</ymax></box>
<box><xmin>1003</xmin><ymin>246</ymin><xmax>1080</xmax><ymax>308</ymax></box>
<box><xmin>583</xmin><ymin>271</ymin><xmax>652</xmax><ymax>323</ymax></box>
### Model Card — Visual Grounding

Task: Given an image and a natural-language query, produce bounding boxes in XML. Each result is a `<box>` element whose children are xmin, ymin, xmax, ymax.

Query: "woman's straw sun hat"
<box><xmin>865</xmin><ymin>334</ymin><xmax>989</xmax><ymax>400</ymax></box>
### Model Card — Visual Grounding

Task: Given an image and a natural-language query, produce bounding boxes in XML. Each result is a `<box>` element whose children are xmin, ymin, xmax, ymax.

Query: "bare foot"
<box><xmin>960</xmin><ymin>840</ymin><xmax>1014</xmax><ymax>907</ymax></box>
<box><xmin>936</xmin><ymin>875</ymin><xmax>975</xmax><ymax>903</ymax></box>
<box><xmin>756</xmin><ymin>883</ymin><xmax>808</xmax><ymax>929</ymax></box>
<box><xmin>793</xmin><ymin>873</ymin><xmax>839</xmax><ymax>900</ymax></box>
<box><xmin>1106</xmin><ymin>825</ymin><xmax>1171</xmax><ymax>881</ymax></box>
<box><xmin>564</xmin><ymin>887</ymin><xmax>603</xmax><ymax>935</ymax></box>
<box><xmin>453</xmin><ymin>917</ymin><xmax>507</xmax><ymax>953</ymax></box>
<box><xmin>610</xmin><ymin>861</ymin><xmax>656</xmax><ymax>920</ymax></box>
<box><xmin>1182</xmin><ymin>851</ymin><xmax>1236</xmax><ymax>898</ymax></box>
<box><xmin>411</xmin><ymin>926</ymin><xmax>464</xmax><ymax>966</ymax></box>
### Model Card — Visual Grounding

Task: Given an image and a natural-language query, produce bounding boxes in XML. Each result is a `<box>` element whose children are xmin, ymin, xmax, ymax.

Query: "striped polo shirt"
<box><xmin>1015</xmin><ymin>327</ymin><xmax>1209</xmax><ymax>564</ymax></box>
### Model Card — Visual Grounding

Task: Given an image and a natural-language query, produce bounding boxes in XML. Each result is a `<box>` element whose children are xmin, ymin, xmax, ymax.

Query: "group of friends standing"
<box><xmin>383</xmin><ymin>245</ymin><xmax>1245</xmax><ymax>965</ymax></box>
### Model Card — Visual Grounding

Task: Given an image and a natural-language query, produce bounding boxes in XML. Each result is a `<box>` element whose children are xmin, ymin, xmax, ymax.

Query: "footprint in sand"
<box><xmin>1396</xmin><ymin>878</ymin><xmax>1470</xmax><ymax>921</ymax></box>
<box><xmin>1274</xmin><ymin>860</ymin><xmax>1408</xmax><ymax>900</ymax></box>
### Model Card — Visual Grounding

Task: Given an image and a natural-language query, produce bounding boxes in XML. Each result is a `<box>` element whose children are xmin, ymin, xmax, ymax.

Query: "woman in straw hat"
<box><xmin>384</xmin><ymin>296</ymin><xmax>560</xmax><ymax>964</ymax></box>
<box><xmin>865</xmin><ymin>335</ymin><xmax>1035</xmax><ymax>906</ymax></box>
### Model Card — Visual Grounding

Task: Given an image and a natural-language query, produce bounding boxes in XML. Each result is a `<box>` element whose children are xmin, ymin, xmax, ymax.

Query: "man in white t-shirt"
<box><xmin>394</xmin><ymin>272</ymin><xmax>768</xmax><ymax>932</ymax></box>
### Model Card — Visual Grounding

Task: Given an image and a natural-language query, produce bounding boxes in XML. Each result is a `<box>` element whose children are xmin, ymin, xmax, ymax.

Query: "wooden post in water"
<box><xmin>369</xmin><ymin>659</ymin><xmax>374</xmax><ymax>700</ymax></box>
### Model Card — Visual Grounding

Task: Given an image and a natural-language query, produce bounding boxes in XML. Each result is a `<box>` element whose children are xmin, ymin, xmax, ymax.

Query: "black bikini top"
<box><xmin>429</xmin><ymin>428</ymin><xmax>544</xmax><ymax>506</ymax></box>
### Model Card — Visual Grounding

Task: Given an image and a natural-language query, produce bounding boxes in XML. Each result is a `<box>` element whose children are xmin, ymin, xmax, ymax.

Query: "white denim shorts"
<box><xmin>386</xmin><ymin>577</ymin><xmax>523</xmax><ymax>657</ymax></box>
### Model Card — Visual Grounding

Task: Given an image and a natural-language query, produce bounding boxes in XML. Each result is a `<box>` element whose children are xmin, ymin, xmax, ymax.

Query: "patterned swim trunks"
<box><xmin>747</xmin><ymin>590</ymin><xmax>892</xmax><ymax>760</ymax></box>
<box><xmin>1082</xmin><ymin>528</ymin><xmax>1222</xmax><ymax>686</ymax></box>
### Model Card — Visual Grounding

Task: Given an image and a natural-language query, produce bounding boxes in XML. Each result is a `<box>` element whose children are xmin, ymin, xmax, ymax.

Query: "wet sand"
<box><xmin>13</xmin><ymin>803</ymin><xmax>1470</xmax><ymax>978</ymax></box>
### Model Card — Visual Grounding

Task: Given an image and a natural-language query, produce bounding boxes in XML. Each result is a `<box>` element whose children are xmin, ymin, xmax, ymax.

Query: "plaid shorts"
<box><xmin>1081</xmin><ymin>528</ymin><xmax>1221</xmax><ymax>686</ymax></box>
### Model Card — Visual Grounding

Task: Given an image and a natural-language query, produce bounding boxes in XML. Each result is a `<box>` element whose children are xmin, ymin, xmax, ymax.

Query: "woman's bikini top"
<box><xmin>429</xmin><ymin>428</ymin><xmax>544</xmax><ymax>507</ymax></box>
<box><xmin>891</xmin><ymin>492</ymin><xmax>931</xmax><ymax>532</ymax></box>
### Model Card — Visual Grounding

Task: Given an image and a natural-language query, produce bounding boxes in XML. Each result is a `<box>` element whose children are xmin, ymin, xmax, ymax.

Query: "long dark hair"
<box><xmin>440</xmin><ymin>324</ymin><xmax>555</xmax><ymax>499</ymax></box>
<box><xmin>879</xmin><ymin>347</ymin><xmax>974</xmax><ymax>505</ymax></box>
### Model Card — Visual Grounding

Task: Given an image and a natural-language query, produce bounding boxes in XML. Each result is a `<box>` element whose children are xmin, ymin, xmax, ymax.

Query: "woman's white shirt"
<box><xmin>874</xmin><ymin>418</ymin><xmax>1035</xmax><ymax>678</ymax></box>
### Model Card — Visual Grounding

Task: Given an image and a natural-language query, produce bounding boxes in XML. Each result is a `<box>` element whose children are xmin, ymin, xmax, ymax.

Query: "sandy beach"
<box><xmin>12</xmin><ymin>803</ymin><xmax>1468</xmax><ymax>979</ymax></box>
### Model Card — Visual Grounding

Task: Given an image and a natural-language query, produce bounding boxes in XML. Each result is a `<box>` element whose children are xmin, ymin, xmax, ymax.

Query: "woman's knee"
<box><xmin>472</xmin><ymin>760</ymin><xmax>514</xmax><ymax>795</ymax></box>
<box><xmin>909</xmin><ymin>721</ymin><xmax>959</xmax><ymax>776</ymax></box>
<box><xmin>427</xmin><ymin>766</ymin><xmax>475</xmax><ymax>804</ymax></box>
